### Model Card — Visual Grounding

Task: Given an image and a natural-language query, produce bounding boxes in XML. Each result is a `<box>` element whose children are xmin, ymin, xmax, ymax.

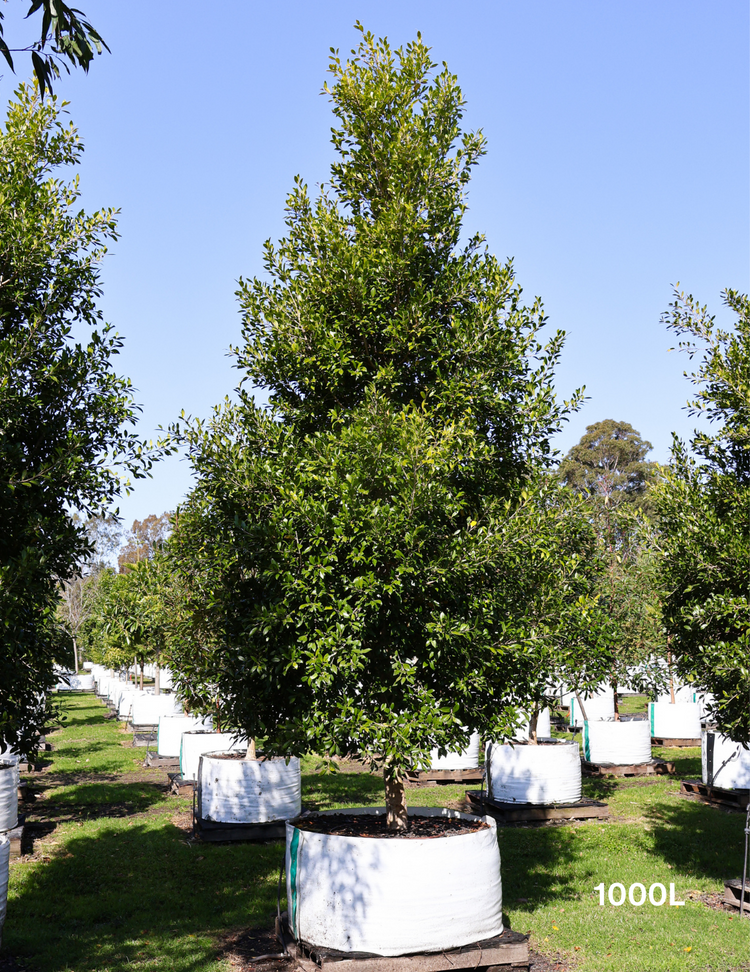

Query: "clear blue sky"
<box><xmin>4</xmin><ymin>1</ymin><xmax>748</xmax><ymax>525</ymax></box>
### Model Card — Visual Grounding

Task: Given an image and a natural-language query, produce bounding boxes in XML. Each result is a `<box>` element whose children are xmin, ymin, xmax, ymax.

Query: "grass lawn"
<box><xmin>3</xmin><ymin>695</ymin><xmax>749</xmax><ymax>971</ymax></box>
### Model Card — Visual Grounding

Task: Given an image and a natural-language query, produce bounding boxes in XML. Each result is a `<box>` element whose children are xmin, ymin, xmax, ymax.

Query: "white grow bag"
<box><xmin>582</xmin><ymin>720</ymin><xmax>651</xmax><ymax>765</ymax></box>
<box><xmin>199</xmin><ymin>754</ymin><xmax>301</xmax><ymax>823</ymax></box>
<box><xmin>286</xmin><ymin>806</ymin><xmax>502</xmax><ymax>955</ymax></box>
<box><xmin>513</xmin><ymin>708</ymin><xmax>552</xmax><ymax>742</ymax></box>
<box><xmin>0</xmin><ymin>760</ymin><xmax>18</xmax><ymax>833</ymax></box>
<box><xmin>702</xmin><ymin>732</ymin><xmax>750</xmax><ymax>789</ymax></box>
<box><xmin>157</xmin><ymin>715</ymin><xmax>213</xmax><ymax>757</ymax></box>
<box><xmin>487</xmin><ymin>741</ymin><xmax>582</xmax><ymax>805</ymax></box>
<box><xmin>179</xmin><ymin>731</ymin><xmax>246</xmax><ymax>781</ymax></box>
<box><xmin>117</xmin><ymin>690</ymin><xmax>141</xmax><ymax>720</ymax></box>
<box><xmin>430</xmin><ymin>731</ymin><xmax>481</xmax><ymax>770</ymax></box>
<box><xmin>648</xmin><ymin>702</ymin><xmax>701</xmax><ymax>739</ymax></box>
<box><xmin>130</xmin><ymin>694</ymin><xmax>181</xmax><ymax>727</ymax></box>
<box><xmin>0</xmin><ymin>835</ymin><xmax>9</xmax><ymax>946</ymax></box>
<box><xmin>569</xmin><ymin>686</ymin><xmax>615</xmax><ymax>726</ymax></box>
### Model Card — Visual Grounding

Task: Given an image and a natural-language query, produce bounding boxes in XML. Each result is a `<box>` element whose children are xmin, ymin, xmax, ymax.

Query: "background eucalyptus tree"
<box><xmin>558</xmin><ymin>421</ymin><xmax>667</xmax><ymax>712</ymax></box>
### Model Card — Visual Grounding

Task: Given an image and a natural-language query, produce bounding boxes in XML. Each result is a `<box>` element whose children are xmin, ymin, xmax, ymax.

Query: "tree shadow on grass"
<box><xmin>5</xmin><ymin>819</ymin><xmax>282</xmax><ymax>972</ymax></box>
<box><xmin>580</xmin><ymin>777</ymin><xmax>619</xmax><ymax>801</ymax></box>
<box><xmin>39</xmin><ymin>780</ymin><xmax>167</xmax><ymax>811</ymax></box>
<box><xmin>652</xmin><ymin>749</ymin><xmax>701</xmax><ymax>779</ymax></box>
<box><xmin>642</xmin><ymin>797</ymin><xmax>747</xmax><ymax>881</ymax></box>
<box><xmin>497</xmin><ymin>824</ymin><xmax>582</xmax><ymax>913</ymax></box>
<box><xmin>301</xmin><ymin>768</ymin><xmax>385</xmax><ymax>811</ymax></box>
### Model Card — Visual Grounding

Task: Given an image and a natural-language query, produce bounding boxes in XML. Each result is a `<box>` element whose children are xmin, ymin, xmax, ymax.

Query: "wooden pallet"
<box><xmin>143</xmin><ymin>752</ymin><xmax>179</xmax><ymax>769</ymax></box>
<box><xmin>405</xmin><ymin>768</ymin><xmax>485</xmax><ymax>787</ymax></box>
<box><xmin>7</xmin><ymin>819</ymin><xmax>25</xmax><ymax>860</ymax></box>
<box><xmin>465</xmin><ymin>790</ymin><xmax>608</xmax><ymax>826</ymax></box>
<box><xmin>277</xmin><ymin>914</ymin><xmax>529</xmax><ymax>971</ymax></box>
<box><xmin>651</xmin><ymin>737</ymin><xmax>700</xmax><ymax>748</ymax></box>
<box><xmin>194</xmin><ymin>815</ymin><xmax>286</xmax><ymax>843</ymax></box>
<box><xmin>168</xmin><ymin>773</ymin><xmax>195</xmax><ymax>797</ymax></box>
<box><xmin>680</xmin><ymin>779</ymin><xmax>750</xmax><ymax>811</ymax></box>
<box><xmin>724</xmin><ymin>879</ymin><xmax>750</xmax><ymax>915</ymax></box>
<box><xmin>131</xmin><ymin>730</ymin><xmax>157</xmax><ymax>747</ymax></box>
<box><xmin>582</xmin><ymin>758</ymin><xmax>675</xmax><ymax>778</ymax></box>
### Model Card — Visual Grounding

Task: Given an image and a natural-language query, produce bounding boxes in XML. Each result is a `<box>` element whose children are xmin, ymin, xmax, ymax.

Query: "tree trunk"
<box><xmin>384</xmin><ymin>767</ymin><xmax>408</xmax><ymax>831</ymax></box>
<box><xmin>133</xmin><ymin>656</ymin><xmax>138</xmax><ymax>685</ymax></box>
<box><xmin>139</xmin><ymin>661</ymin><xmax>144</xmax><ymax>691</ymax></box>
<box><xmin>246</xmin><ymin>738</ymin><xmax>256</xmax><ymax>760</ymax></box>
<box><xmin>528</xmin><ymin>704</ymin><xmax>539</xmax><ymax>745</ymax></box>
<box><xmin>574</xmin><ymin>690</ymin><xmax>589</xmax><ymax>723</ymax></box>
<box><xmin>612</xmin><ymin>676</ymin><xmax>620</xmax><ymax>721</ymax></box>
<box><xmin>154</xmin><ymin>665</ymin><xmax>161</xmax><ymax>696</ymax></box>
<box><xmin>668</xmin><ymin>642</ymin><xmax>675</xmax><ymax>703</ymax></box>
<box><xmin>72</xmin><ymin>637</ymin><xmax>79</xmax><ymax>674</ymax></box>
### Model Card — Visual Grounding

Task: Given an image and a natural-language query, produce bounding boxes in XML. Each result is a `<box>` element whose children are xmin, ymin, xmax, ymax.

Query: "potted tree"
<box><xmin>168</xmin><ymin>26</ymin><xmax>597</xmax><ymax>956</ymax></box>
<box><xmin>484</xmin><ymin>481</ymin><xmax>612</xmax><ymax>804</ymax></box>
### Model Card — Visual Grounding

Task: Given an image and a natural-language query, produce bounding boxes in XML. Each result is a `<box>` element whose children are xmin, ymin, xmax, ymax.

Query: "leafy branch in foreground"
<box><xmin>0</xmin><ymin>1</ymin><xmax>108</xmax><ymax>98</ymax></box>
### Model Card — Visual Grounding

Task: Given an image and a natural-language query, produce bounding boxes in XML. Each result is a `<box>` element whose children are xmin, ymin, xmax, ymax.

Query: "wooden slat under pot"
<box><xmin>680</xmin><ymin>779</ymin><xmax>750</xmax><ymax>811</ymax></box>
<box><xmin>143</xmin><ymin>752</ymin><xmax>179</xmax><ymax>769</ymax></box>
<box><xmin>582</xmin><ymin>758</ymin><xmax>675</xmax><ymax>778</ymax></box>
<box><xmin>724</xmin><ymin>879</ymin><xmax>750</xmax><ymax>915</ymax></box>
<box><xmin>465</xmin><ymin>790</ymin><xmax>608</xmax><ymax>826</ymax></box>
<box><xmin>194</xmin><ymin>815</ymin><xmax>286</xmax><ymax>843</ymax></box>
<box><xmin>651</xmin><ymin>737</ymin><xmax>701</xmax><ymax>748</ymax></box>
<box><xmin>167</xmin><ymin>772</ymin><xmax>195</xmax><ymax>797</ymax></box>
<box><xmin>278</xmin><ymin>914</ymin><xmax>529</xmax><ymax>971</ymax></box>
<box><xmin>405</xmin><ymin>768</ymin><xmax>485</xmax><ymax>786</ymax></box>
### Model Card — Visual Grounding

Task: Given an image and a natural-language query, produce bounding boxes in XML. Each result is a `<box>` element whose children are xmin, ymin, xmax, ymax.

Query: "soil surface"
<box><xmin>210</xmin><ymin>753</ymin><xmax>285</xmax><ymax>761</ymax></box>
<box><xmin>294</xmin><ymin>812</ymin><xmax>487</xmax><ymax>838</ymax></box>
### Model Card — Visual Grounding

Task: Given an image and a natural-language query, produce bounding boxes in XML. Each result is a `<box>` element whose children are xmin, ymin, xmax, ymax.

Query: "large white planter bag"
<box><xmin>159</xmin><ymin>668</ymin><xmax>175</xmax><ymax>690</ymax></box>
<box><xmin>286</xmin><ymin>807</ymin><xmax>502</xmax><ymax>955</ymax></box>
<box><xmin>157</xmin><ymin>715</ymin><xmax>213</xmax><ymax>757</ymax></box>
<box><xmin>117</xmin><ymin>690</ymin><xmax>140</xmax><ymax>720</ymax></box>
<box><xmin>513</xmin><ymin>709</ymin><xmax>552</xmax><ymax>742</ymax></box>
<box><xmin>108</xmin><ymin>681</ymin><xmax>129</xmax><ymax>705</ymax></box>
<box><xmin>72</xmin><ymin>674</ymin><xmax>95</xmax><ymax>691</ymax></box>
<box><xmin>569</xmin><ymin>686</ymin><xmax>615</xmax><ymax>726</ymax></box>
<box><xmin>0</xmin><ymin>761</ymin><xmax>18</xmax><ymax>832</ymax></box>
<box><xmin>180</xmin><ymin>731</ymin><xmax>246</xmax><ymax>781</ymax></box>
<box><xmin>648</xmin><ymin>702</ymin><xmax>701</xmax><ymax>739</ymax></box>
<box><xmin>583</xmin><ymin>720</ymin><xmax>651</xmax><ymax>765</ymax></box>
<box><xmin>0</xmin><ymin>835</ymin><xmax>9</xmax><ymax>946</ymax></box>
<box><xmin>199</xmin><ymin>755</ymin><xmax>301</xmax><ymax>823</ymax></box>
<box><xmin>430</xmin><ymin>731</ymin><xmax>481</xmax><ymax>770</ymax></box>
<box><xmin>487</xmin><ymin>741</ymin><xmax>582</xmax><ymax>805</ymax></box>
<box><xmin>130</xmin><ymin>694</ymin><xmax>182</xmax><ymax>727</ymax></box>
<box><xmin>702</xmin><ymin>732</ymin><xmax>750</xmax><ymax>788</ymax></box>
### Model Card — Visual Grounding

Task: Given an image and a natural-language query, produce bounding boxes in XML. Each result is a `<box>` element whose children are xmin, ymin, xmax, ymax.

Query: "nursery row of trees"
<box><xmin>1</xmin><ymin>28</ymin><xmax>748</xmax><ymax>824</ymax></box>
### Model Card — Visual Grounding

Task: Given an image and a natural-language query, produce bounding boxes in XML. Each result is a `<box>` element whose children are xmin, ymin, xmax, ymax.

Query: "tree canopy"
<box><xmin>657</xmin><ymin>287</ymin><xmax>750</xmax><ymax>742</ymax></box>
<box><xmin>0</xmin><ymin>84</ymin><xmax>158</xmax><ymax>755</ymax></box>
<box><xmin>558</xmin><ymin>419</ymin><xmax>660</xmax><ymax>510</ymax></box>
<box><xmin>167</xmin><ymin>27</ymin><xmax>606</xmax><ymax>827</ymax></box>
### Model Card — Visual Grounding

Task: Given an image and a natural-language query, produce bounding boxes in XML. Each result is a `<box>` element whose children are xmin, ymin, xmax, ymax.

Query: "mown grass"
<box><xmin>4</xmin><ymin>695</ymin><xmax>749</xmax><ymax>971</ymax></box>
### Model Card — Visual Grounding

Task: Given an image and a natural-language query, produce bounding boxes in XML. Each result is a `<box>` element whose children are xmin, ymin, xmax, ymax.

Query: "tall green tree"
<box><xmin>168</xmin><ymin>27</ymin><xmax>602</xmax><ymax>828</ymax></box>
<box><xmin>657</xmin><ymin>286</ymin><xmax>750</xmax><ymax>742</ymax></box>
<box><xmin>0</xmin><ymin>83</ymin><xmax>159</xmax><ymax>756</ymax></box>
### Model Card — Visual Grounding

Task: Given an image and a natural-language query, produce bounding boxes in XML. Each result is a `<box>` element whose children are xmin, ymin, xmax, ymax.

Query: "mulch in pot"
<box><xmin>294</xmin><ymin>812</ymin><xmax>487</xmax><ymax>838</ymax></box>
